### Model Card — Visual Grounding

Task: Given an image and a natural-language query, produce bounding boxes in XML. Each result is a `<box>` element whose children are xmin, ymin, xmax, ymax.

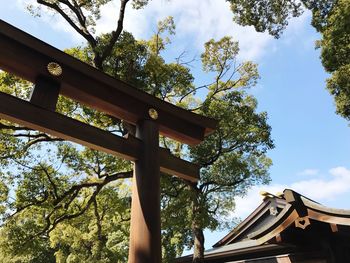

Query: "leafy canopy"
<box><xmin>318</xmin><ymin>0</ymin><xmax>350</xmax><ymax>121</ymax></box>
<box><xmin>0</xmin><ymin>3</ymin><xmax>277</xmax><ymax>262</ymax></box>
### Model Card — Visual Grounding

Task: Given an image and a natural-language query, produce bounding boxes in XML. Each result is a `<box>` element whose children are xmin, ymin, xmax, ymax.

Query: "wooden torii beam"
<box><xmin>0</xmin><ymin>20</ymin><xmax>217</xmax><ymax>263</ymax></box>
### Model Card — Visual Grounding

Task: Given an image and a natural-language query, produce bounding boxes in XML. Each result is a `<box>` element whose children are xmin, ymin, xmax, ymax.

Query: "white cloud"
<box><xmin>14</xmin><ymin>0</ymin><xmax>289</xmax><ymax>61</ymax></box>
<box><xmin>120</xmin><ymin>0</ymin><xmax>275</xmax><ymax>61</ymax></box>
<box><xmin>292</xmin><ymin>167</ymin><xmax>350</xmax><ymax>200</ymax></box>
<box><xmin>281</xmin><ymin>10</ymin><xmax>311</xmax><ymax>43</ymax></box>
<box><xmin>15</xmin><ymin>0</ymin><xmax>85</xmax><ymax>43</ymax></box>
<box><xmin>234</xmin><ymin>167</ymin><xmax>350</xmax><ymax>219</ymax></box>
<box><xmin>14</xmin><ymin>0</ymin><xmax>314</xmax><ymax>61</ymax></box>
<box><xmin>297</xmin><ymin>168</ymin><xmax>319</xmax><ymax>176</ymax></box>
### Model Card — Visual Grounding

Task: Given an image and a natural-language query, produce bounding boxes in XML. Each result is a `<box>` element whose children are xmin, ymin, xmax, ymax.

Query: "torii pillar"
<box><xmin>129</xmin><ymin>120</ymin><xmax>161</xmax><ymax>262</ymax></box>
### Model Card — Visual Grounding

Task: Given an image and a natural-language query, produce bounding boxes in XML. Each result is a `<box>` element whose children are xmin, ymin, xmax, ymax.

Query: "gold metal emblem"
<box><xmin>47</xmin><ymin>62</ymin><xmax>63</xmax><ymax>76</ymax></box>
<box><xmin>148</xmin><ymin>108</ymin><xmax>158</xmax><ymax>120</ymax></box>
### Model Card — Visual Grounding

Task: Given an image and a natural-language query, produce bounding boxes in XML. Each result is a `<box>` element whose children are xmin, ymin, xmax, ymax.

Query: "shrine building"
<box><xmin>176</xmin><ymin>189</ymin><xmax>350</xmax><ymax>263</ymax></box>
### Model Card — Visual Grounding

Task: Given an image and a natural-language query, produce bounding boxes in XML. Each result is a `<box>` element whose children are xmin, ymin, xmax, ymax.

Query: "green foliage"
<box><xmin>49</xmin><ymin>186</ymin><xmax>130</xmax><ymax>263</ymax></box>
<box><xmin>100</xmin><ymin>31</ymin><xmax>149</xmax><ymax>87</ymax></box>
<box><xmin>131</xmin><ymin>0</ymin><xmax>150</xmax><ymax>9</ymax></box>
<box><xmin>317</xmin><ymin>0</ymin><xmax>350</xmax><ymax>121</ymax></box>
<box><xmin>159</xmin><ymin>37</ymin><xmax>273</xmax><ymax>260</ymax></box>
<box><xmin>0</xmin><ymin>12</ymin><xmax>274</xmax><ymax>263</ymax></box>
<box><xmin>189</xmin><ymin>90</ymin><xmax>273</xmax><ymax>229</ymax></box>
<box><xmin>148</xmin><ymin>16</ymin><xmax>176</xmax><ymax>54</ymax></box>
<box><xmin>0</xmin><ymin>180</ymin><xmax>8</xmax><ymax>215</ymax></box>
<box><xmin>319</xmin><ymin>0</ymin><xmax>350</xmax><ymax>72</ymax></box>
<box><xmin>28</xmin><ymin>0</ymin><xmax>114</xmax><ymax>29</ymax></box>
<box><xmin>303</xmin><ymin>0</ymin><xmax>336</xmax><ymax>32</ymax></box>
<box><xmin>0</xmin><ymin>209</ymin><xmax>56</xmax><ymax>263</ymax></box>
<box><xmin>227</xmin><ymin>0</ymin><xmax>337</xmax><ymax>38</ymax></box>
<box><xmin>326</xmin><ymin>65</ymin><xmax>350</xmax><ymax>120</ymax></box>
<box><xmin>227</xmin><ymin>0</ymin><xmax>303</xmax><ymax>38</ymax></box>
<box><xmin>226</xmin><ymin>0</ymin><xmax>349</xmax><ymax>126</ymax></box>
<box><xmin>160</xmin><ymin>177</ymin><xmax>193</xmax><ymax>261</ymax></box>
<box><xmin>202</xmin><ymin>37</ymin><xmax>239</xmax><ymax>73</ymax></box>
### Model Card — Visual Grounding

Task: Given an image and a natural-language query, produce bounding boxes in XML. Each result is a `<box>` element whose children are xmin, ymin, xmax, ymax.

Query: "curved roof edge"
<box><xmin>215</xmin><ymin>189</ymin><xmax>350</xmax><ymax>247</ymax></box>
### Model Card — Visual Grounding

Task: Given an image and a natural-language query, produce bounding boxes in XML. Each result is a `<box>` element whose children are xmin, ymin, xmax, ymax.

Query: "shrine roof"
<box><xmin>176</xmin><ymin>189</ymin><xmax>350</xmax><ymax>262</ymax></box>
<box><xmin>214</xmin><ymin>189</ymin><xmax>350</xmax><ymax>247</ymax></box>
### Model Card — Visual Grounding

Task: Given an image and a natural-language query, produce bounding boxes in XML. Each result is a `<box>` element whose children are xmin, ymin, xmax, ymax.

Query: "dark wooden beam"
<box><xmin>30</xmin><ymin>75</ymin><xmax>61</xmax><ymax>111</ymax></box>
<box><xmin>284</xmin><ymin>189</ymin><xmax>308</xmax><ymax>217</ymax></box>
<box><xmin>0</xmin><ymin>19</ymin><xmax>217</xmax><ymax>145</ymax></box>
<box><xmin>159</xmin><ymin>148</ymin><xmax>199</xmax><ymax>182</ymax></box>
<box><xmin>0</xmin><ymin>91</ymin><xmax>199</xmax><ymax>182</ymax></box>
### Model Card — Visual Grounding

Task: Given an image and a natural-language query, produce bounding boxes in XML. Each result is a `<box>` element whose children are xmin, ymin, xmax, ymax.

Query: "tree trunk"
<box><xmin>192</xmin><ymin>223</ymin><xmax>205</xmax><ymax>263</ymax></box>
<box><xmin>191</xmin><ymin>186</ymin><xmax>205</xmax><ymax>263</ymax></box>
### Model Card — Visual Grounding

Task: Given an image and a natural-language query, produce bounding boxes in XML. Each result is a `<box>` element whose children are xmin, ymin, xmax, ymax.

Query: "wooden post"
<box><xmin>30</xmin><ymin>75</ymin><xmax>60</xmax><ymax>111</ymax></box>
<box><xmin>128</xmin><ymin>119</ymin><xmax>161</xmax><ymax>263</ymax></box>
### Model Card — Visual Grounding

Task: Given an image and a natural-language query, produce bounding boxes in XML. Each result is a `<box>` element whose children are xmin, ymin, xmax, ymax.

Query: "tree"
<box><xmin>227</xmin><ymin>0</ymin><xmax>336</xmax><ymax>38</ymax></box>
<box><xmin>228</xmin><ymin>0</ymin><xmax>350</xmax><ymax>125</ymax></box>
<box><xmin>0</xmin><ymin>2</ymin><xmax>276</xmax><ymax>263</ymax></box>
<box><xmin>317</xmin><ymin>0</ymin><xmax>350</xmax><ymax>121</ymax></box>
<box><xmin>187</xmin><ymin>37</ymin><xmax>273</xmax><ymax>262</ymax></box>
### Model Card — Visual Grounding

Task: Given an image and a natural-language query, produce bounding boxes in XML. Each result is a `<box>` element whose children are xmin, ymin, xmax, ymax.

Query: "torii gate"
<box><xmin>0</xmin><ymin>20</ymin><xmax>217</xmax><ymax>262</ymax></box>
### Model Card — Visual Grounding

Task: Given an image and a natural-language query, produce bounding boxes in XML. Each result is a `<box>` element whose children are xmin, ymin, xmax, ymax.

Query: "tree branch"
<box><xmin>53</xmin><ymin>170</ymin><xmax>133</xmax><ymax>207</ymax></box>
<box><xmin>39</xmin><ymin>163</ymin><xmax>59</xmax><ymax>199</ymax></box>
<box><xmin>0</xmin><ymin>123</ymin><xmax>33</xmax><ymax>131</ymax></box>
<box><xmin>97</xmin><ymin>0</ymin><xmax>130</xmax><ymax>68</ymax></box>
<box><xmin>37</xmin><ymin>0</ymin><xmax>97</xmax><ymax>48</ymax></box>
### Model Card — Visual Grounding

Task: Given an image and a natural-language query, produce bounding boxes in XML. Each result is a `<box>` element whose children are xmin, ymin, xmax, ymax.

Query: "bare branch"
<box><xmin>39</xmin><ymin>163</ymin><xmax>59</xmax><ymax>199</ymax></box>
<box><xmin>97</xmin><ymin>0</ymin><xmax>130</xmax><ymax>67</ymax></box>
<box><xmin>37</xmin><ymin>0</ymin><xmax>97</xmax><ymax>48</ymax></box>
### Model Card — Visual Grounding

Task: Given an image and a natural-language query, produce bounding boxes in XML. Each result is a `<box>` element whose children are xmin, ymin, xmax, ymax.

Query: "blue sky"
<box><xmin>2</xmin><ymin>0</ymin><xmax>350</xmax><ymax>250</ymax></box>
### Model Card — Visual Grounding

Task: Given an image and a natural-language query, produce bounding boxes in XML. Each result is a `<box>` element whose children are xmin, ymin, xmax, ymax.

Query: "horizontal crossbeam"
<box><xmin>0</xmin><ymin>92</ymin><xmax>199</xmax><ymax>182</ymax></box>
<box><xmin>0</xmin><ymin>19</ymin><xmax>217</xmax><ymax>145</ymax></box>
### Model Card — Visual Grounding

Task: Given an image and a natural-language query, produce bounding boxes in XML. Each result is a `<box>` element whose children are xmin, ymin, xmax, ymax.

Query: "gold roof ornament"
<box><xmin>276</xmin><ymin>192</ymin><xmax>284</xmax><ymax>198</ymax></box>
<box><xmin>260</xmin><ymin>191</ymin><xmax>284</xmax><ymax>200</ymax></box>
